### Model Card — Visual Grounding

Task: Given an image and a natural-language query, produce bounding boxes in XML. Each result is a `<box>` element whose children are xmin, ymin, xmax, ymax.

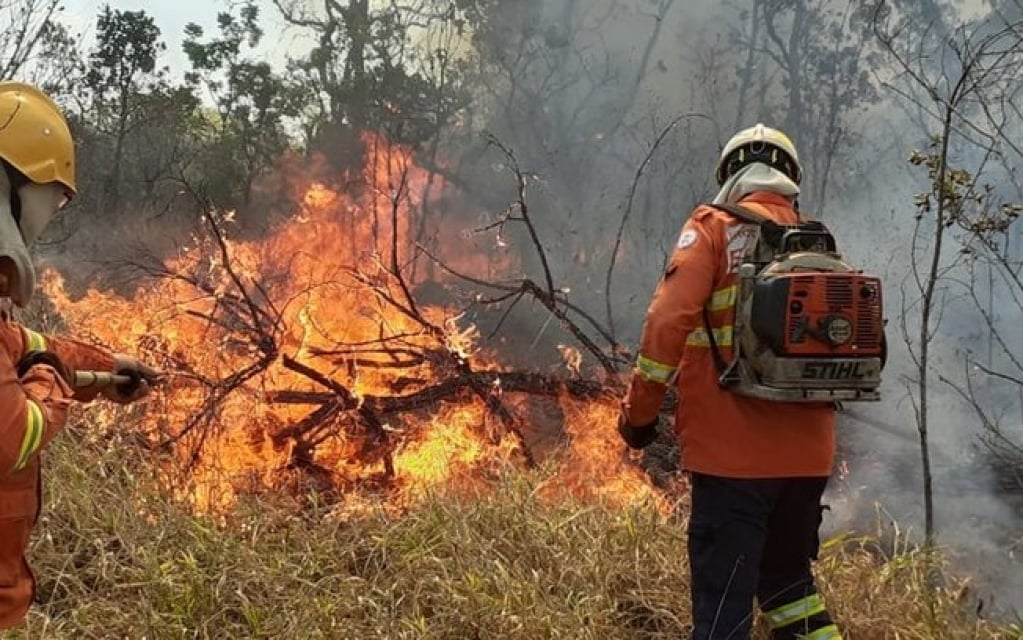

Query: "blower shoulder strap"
<box><xmin>707</xmin><ymin>201</ymin><xmax>817</xmax><ymax>225</ymax></box>
<box><xmin>698</xmin><ymin>202</ymin><xmax>775</xmax><ymax>382</ymax></box>
<box><xmin>706</xmin><ymin>202</ymin><xmax>789</xmax><ymax>247</ymax></box>
<box><xmin>705</xmin><ymin>202</ymin><xmax>771</xmax><ymax>225</ymax></box>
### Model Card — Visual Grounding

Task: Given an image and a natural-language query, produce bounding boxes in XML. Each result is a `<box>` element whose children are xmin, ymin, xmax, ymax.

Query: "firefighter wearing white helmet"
<box><xmin>0</xmin><ymin>81</ymin><xmax>159</xmax><ymax>630</ymax></box>
<box><xmin>618</xmin><ymin>123</ymin><xmax>844</xmax><ymax>639</ymax></box>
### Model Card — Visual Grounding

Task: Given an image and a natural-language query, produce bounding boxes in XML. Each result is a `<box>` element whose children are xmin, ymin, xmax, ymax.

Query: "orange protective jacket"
<box><xmin>622</xmin><ymin>191</ymin><xmax>836</xmax><ymax>478</ymax></box>
<box><xmin>0</xmin><ymin>323</ymin><xmax>114</xmax><ymax>629</ymax></box>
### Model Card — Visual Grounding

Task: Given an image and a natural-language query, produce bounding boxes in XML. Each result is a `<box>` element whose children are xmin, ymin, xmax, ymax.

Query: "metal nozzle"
<box><xmin>73</xmin><ymin>370</ymin><xmax>135</xmax><ymax>389</ymax></box>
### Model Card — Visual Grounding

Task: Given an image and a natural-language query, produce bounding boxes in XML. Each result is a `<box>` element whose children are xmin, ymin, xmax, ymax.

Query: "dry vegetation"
<box><xmin>1</xmin><ymin>412</ymin><xmax>1018</xmax><ymax>640</ymax></box>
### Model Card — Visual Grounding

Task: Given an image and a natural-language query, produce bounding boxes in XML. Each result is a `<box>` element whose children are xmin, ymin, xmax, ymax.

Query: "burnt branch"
<box><xmin>204</xmin><ymin>211</ymin><xmax>279</xmax><ymax>354</ymax></box>
<box><xmin>382</xmin><ymin>151</ymin><xmax>424</xmax><ymax>322</ymax></box>
<box><xmin>268</xmin><ymin>368</ymin><xmax>610</xmax><ymax>461</ymax></box>
<box><xmin>420</xmin><ymin>244</ymin><xmax>620</xmax><ymax>375</ymax></box>
<box><xmin>483</xmin><ymin>133</ymin><xmax>556</xmax><ymax>298</ymax></box>
<box><xmin>281</xmin><ymin>354</ymin><xmax>395</xmax><ymax>476</ymax></box>
<box><xmin>268</xmin><ymin>372</ymin><xmax>608</xmax><ymax>410</ymax></box>
<box><xmin>159</xmin><ymin>353</ymin><xmax>276</xmax><ymax>464</ymax></box>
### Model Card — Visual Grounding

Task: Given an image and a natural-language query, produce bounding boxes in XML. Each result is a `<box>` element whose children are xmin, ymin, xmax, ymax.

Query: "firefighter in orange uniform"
<box><xmin>618</xmin><ymin>124</ymin><xmax>842</xmax><ymax>639</ymax></box>
<box><xmin>0</xmin><ymin>82</ymin><xmax>158</xmax><ymax>629</ymax></box>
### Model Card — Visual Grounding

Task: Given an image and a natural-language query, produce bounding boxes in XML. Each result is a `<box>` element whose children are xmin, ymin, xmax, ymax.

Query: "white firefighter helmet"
<box><xmin>715</xmin><ymin>123</ymin><xmax>802</xmax><ymax>186</ymax></box>
<box><xmin>0</xmin><ymin>82</ymin><xmax>76</xmax><ymax>307</ymax></box>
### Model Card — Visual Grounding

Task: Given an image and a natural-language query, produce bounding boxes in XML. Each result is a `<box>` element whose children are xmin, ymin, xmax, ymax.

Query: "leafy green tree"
<box><xmin>83</xmin><ymin>5</ymin><xmax>167</xmax><ymax>211</ymax></box>
<box><xmin>183</xmin><ymin>4</ymin><xmax>302</xmax><ymax>207</ymax></box>
<box><xmin>270</xmin><ymin>0</ymin><xmax>471</xmax><ymax>164</ymax></box>
<box><xmin>29</xmin><ymin>20</ymin><xmax>84</xmax><ymax>97</ymax></box>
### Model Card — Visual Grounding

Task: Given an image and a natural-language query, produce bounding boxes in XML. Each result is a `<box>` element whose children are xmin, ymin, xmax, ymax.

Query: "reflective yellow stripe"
<box><xmin>708</xmin><ymin>285</ymin><xmax>738</xmax><ymax>312</ymax></box>
<box><xmin>765</xmin><ymin>593</ymin><xmax>827</xmax><ymax>629</ymax></box>
<box><xmin>13</xmin><ymin>400</ymin><xmax>45</xmax><ymax>472</ymax></box>
<box><xmin>801</xmin><ymin>625</ymin><xmax>842</xmax><ymax>640</ymax></box>
<box><xmin>23</xmin><ymin>328</ymin><xmax>47</xmax><ymax>352</ymax></box>
<box><xmin>685</xmin><ymin>326</ymin><xmax>733</xmax><ymax>348</ymax></box>
<box><xmin>635</xmin><ymin>355</ymin><xmax>677</xmax><ymax>384</ymax></box>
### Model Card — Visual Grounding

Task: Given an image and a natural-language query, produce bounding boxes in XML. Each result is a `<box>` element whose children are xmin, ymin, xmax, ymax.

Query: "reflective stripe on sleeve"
<box><xmin>13</xmin><ymin>400</ymin><xmax>45</xmax><ymax>472</ymax></box>
<box><xmin>23</xmin><ymin>327</ymin><xmax>48</xmax><ymax>352</ymax></box>
<box><xmin>764</xmin><ymin>593</ymin><xmax>827</xmax><ymax>629</ymax></box>
<box><xmin>803</xmin><ymin>625</ymin><xmax>842</xmax><ymax>640</ymax></box>
<box><xmin>707</xmin><ymin>285</ymin><xmax>738</xmax><ymax>312</ymax></box>
<box><xmin>685</xmin><ymin>326</ymin><xmax>734</xmax><ymax>348</ymax></box>
<box><xmin>635</xmin><ymin>355</ymin><xmax>677</xmax><ymax>385</ymax></box>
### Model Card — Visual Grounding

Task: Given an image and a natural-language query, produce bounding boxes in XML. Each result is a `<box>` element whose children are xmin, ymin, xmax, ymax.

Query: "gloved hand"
<box><xmin>617</xmin><ymin>413</ymin><xmax>660</xmax><ymax>450</ymax></box>
<box><xmin>102</xmin><ymin>353</ymin><xmax>161</xmax><ymax>404</ymax></box>
<box><xmin>17</xmin><ymin>350</ymin><xmax>71</xmax><ymax>385</ymax></box>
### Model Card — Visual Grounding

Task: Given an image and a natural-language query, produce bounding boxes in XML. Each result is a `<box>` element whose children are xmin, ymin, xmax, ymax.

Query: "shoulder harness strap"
<box><xmin>707</xmin><ymin>202</ymin><xmax>787</xmax><ymax>247</ymax></box>
<box><xmin>697</xmin><ymin>202</ymin><xmax>776</xmax><ymax>382</ymax></box>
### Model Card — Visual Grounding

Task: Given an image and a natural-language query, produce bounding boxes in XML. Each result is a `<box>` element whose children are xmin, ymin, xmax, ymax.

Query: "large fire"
<box><xmin>43</xmin><ymin>134</ymin><xmax>665</xmax><ymax>513</ymax></box>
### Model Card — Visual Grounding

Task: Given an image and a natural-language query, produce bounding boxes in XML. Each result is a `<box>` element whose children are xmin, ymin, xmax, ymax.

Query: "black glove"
<box><xmin>16</xmin><ymin>350</ymin><xmax>71</xmax><ymax>385</ymax></box>
<box><xmin>617</xmin><ymin>414</ymin><xmax>660</xmax><ymax>450</ymax></box>
<box><xmin>102</xmin><ymin>354</ymin><xmax>161</xmax><ymax>404</ymax></box>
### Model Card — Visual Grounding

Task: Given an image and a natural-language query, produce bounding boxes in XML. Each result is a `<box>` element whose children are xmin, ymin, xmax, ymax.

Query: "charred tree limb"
<box><xmin>204</xmin><ymin>212</ymin><xmax>279</xmax><ymax>352</ymax></box>
<box><xmin>282</xmin><ymin>354</ymin><xmax>394</xmax><ymax>477</ymax></box>
<box><xmin>282</xmin><ymin>356</ymin><xmax>387</xmax><ymax>435</ymax></box>
<box><xmin>268</xmin><ymin>371</ymin><xmax>608</xmax><ymax>410</ymax></box>
<box><xmin>483</xmin><ymin>133</ymin><xmax>556</xmax><ymax>299</ymax></box>
<box><xmin>278</xmin><ymin>353</ymin><xmax>549</xmax><ymax>469</ymax></box>
<box><xmin>386</xmin><ymin>156</ymin><xmax>423</xmax><ymax>321</ymax></box>
<box><xmin>345</xmin><ymin>229</ymin><xmax>537</xmax><ymax>465</ymax></box>
<box><xmin>269</xmin><ymin>370</ymin><xmax>609</xmax><ymax>440</ymax></box>
<box><xmin>420</xmin><ymin>245</ymin><xmax>620</xmax><ymax>374</ymax></box>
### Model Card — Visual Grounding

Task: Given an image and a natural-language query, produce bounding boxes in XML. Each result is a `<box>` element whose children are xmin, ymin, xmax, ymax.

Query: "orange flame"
<box><xmin>43</xmin><ymin>133</ymin><xmax>667</xmax><ymax>513</ymax></box>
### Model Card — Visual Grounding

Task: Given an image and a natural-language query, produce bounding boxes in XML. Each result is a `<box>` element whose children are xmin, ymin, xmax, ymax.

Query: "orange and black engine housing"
<box><xmin>750</xmin><ymin>273</ymin><xmax>884</xmax><ymax>357</ymax></box>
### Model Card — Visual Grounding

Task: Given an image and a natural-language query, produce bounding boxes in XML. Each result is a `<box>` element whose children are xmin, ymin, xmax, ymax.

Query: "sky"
<box><xmin>60</xmin><ymin>0</ymin><xmax>297</xmax><ymax>75</ymax></box>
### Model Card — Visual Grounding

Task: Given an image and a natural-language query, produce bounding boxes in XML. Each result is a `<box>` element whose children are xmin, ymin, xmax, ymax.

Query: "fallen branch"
<box><xmin>267</xmin><ymin>370</ymin><xmax>610</xmax><ymax>412</ymax></box>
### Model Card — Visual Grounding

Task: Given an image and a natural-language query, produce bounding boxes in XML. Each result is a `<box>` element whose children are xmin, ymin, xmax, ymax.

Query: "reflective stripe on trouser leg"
<box><xmin>799</xmin><ymin>624</ymin><xmax>842</xmax><ymax>639</ymax></box>
<box><xmin>764</xmin><ymin>593</ymin><xmax>840</xmax><ymax>640</ymax></box>
<box><xmin>765</xmin><ymin>593</ymin><xmax>825</xmax><ymax>628</ymax></box>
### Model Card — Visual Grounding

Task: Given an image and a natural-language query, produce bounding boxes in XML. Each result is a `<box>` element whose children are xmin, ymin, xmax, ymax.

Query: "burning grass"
<box><xmin>3</xmin><ymin>420</ymin><xmax>1019</xmax><ymax>640</ymax></box>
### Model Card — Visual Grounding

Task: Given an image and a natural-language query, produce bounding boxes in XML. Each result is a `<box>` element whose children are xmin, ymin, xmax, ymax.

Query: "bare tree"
<box><xmin>0</xmin><ymin>0</ymin><xmax>62</xmax><ymax>80</ymax></box>
<box><xmin>875</xmin><ymin>2</ymin><xmax>1023</xmax><ymax>544</ymax></box>
<box><xmin>733</xmin><ymin>0</ymin><xmax>881</xmax><ymax>211</ymax></box>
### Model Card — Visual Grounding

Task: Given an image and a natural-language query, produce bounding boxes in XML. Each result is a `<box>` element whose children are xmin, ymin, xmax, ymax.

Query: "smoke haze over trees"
<box><xmin>7</xmin><ymin>0</ymin><xmax>1023</xmax><ymax>616</ymax></box>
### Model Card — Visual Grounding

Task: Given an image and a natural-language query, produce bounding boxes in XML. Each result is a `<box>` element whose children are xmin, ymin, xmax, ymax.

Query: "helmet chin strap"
<box><xmin>0</xmin><ymin>169</ymin><xmax>37</xmax><ymax>307</ymax></box>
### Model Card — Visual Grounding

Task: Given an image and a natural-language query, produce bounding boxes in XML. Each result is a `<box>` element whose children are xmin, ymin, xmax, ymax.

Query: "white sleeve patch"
<box><xmin>677</xmin><ymin>229</ymin><xmax>698</xmax><ymax>249</ymax></box>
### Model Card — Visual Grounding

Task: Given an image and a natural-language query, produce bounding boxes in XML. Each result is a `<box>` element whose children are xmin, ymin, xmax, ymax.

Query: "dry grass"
<box><xmin>1</xmin><ymin>416</ymin><xmax>1021</xmax><ymax>640</ymax></box>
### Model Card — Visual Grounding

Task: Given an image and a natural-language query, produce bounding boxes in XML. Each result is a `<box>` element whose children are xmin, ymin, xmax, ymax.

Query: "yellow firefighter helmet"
<box><xmin>715</xmin><ymin>123</ymin><xmax>802</xmax><ymax>186</ymax></box>
<box><xmin>0</xmin><ymin>82</ymin><xmax>76</xmax><ymax>197</ymax></box>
